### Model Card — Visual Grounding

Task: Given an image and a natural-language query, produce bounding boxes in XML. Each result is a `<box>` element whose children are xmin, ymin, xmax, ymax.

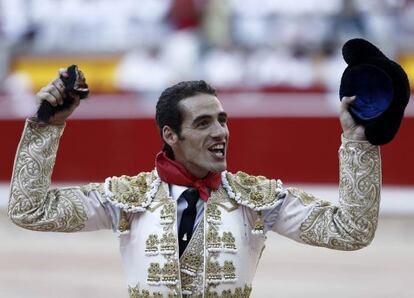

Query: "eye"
<box><xmin>218</xmin><ymin>116</ymin><xmax>227</xmax><ymax>126</ymax></box>
<box><xmin>196</xmin><ymin>119</ymin><xmax>210</xmax><ymax>128</ymax></box>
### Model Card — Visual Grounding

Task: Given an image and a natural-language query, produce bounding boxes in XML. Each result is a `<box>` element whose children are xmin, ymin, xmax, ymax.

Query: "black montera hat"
<box><xmin>339</xmin><ymin>38</ymin><xmax>410</xmax><ymax>145</ymax></box>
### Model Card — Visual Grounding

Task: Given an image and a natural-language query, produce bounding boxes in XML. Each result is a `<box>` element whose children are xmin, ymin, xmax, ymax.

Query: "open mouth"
<box><xmin>208</xmin><ymin>143</ymin><xmax>225</xmax><ymax>158</ymax></box>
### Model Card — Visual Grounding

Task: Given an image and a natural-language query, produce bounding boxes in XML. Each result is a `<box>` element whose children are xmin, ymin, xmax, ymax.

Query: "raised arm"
<box><xmin>8</xmin><ymin>70</ymin><xmax>119</xmax><ymax>233</ymax></box>
<box><xmin>264</xmin><ymin>96</ymin><xmax>381</xmax><ymax>250</ymax></box>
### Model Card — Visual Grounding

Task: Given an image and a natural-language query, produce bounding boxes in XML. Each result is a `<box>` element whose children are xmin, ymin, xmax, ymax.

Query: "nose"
<box><xmin>210</xmin><ymin>121</ymin><xmax>227</xmax><ymax>139</ymax></box>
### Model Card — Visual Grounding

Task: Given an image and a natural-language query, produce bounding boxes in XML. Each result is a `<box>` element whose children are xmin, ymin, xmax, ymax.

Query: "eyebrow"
<box><xmin>192</xmin><ymin>112</ymin><xmax>228</xmax><ymax>126</ymax></box>
<box><xmin>218</xmin><ymin>112</ymin><xmax>228</xmax><ymax>120</ymax></box>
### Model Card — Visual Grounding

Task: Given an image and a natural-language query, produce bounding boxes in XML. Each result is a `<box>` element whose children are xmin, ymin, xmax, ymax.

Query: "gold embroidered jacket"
<box><xmin>8</xmin><ymin>119</ymin><xmax>381</xmax><ymax>298</ymax></box>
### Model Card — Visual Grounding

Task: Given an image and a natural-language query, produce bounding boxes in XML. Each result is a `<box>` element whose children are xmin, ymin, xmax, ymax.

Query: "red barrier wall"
<box><xmin>2</xmin><ymin>117</ymin><xmax>413</xmax><ymax>185</ymax></box>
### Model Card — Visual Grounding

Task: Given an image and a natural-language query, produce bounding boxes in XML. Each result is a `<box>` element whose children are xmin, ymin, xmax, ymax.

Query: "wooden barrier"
<box><xmin>2</xmin><ymin>117</ymin><xmax>413</xmax><ymax>185</ymax></box>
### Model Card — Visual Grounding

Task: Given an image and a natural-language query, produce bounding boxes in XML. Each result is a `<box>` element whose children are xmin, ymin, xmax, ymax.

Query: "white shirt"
<box><xmin>169</xmin><ymin>184</ymin><xmax>285</xmax><ymax>234</ymax></box>
<box><xmin>170</xmin><ymin>185</ymin><xmax>205</xmax><ymax>232</ymax></box>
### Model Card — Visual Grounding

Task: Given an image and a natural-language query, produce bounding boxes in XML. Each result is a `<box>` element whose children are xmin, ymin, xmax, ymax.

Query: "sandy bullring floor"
<box><xmin>1</xmin><ymin>210</ymin><xmax>413</xmax><ymax>298</ymax></box>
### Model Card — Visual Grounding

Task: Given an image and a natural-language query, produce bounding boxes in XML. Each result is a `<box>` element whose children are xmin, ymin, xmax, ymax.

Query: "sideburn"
<box><xmin>163</xmin><ymin>133</ymin><xmax>185</xmax><ymax>160</ymax></box>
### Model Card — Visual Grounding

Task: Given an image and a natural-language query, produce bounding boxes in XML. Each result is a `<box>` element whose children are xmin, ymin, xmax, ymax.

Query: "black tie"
<box><xmin>178</xmin><ymin>188</ymin><xmax>199</xmax><ymax>257</ymax></box>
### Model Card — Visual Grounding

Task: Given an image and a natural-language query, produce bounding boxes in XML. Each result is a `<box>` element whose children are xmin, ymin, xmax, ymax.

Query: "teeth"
<box><xmin>211</xmin><ymin>144</ymin><xmax>224</xmax><ymax>150</ymax></box>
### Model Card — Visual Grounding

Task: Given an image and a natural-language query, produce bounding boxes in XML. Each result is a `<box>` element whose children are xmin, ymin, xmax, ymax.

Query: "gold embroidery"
<box><xmin>206</xmin><ymin>284</ymin><xmax>252</xmax><ymax>298</ymax></box>
<box><xmin>237</xmin><ymin>172</ymin><xmax>259</xmax><ymax>186</ymax></box>
<box><xmin>299</xmin><ymin>139</ymin><xmax>381</xmax><ymax>250</ymax></box>
<box><xmin>160</xmin><ymin>232</ymin><xmax>176</xmax><ymax>255</ymax></box>
<box><xmin>130</xmin><ymin>174</ymin><xmax>148</xmax><ymax>193</ymax></box>
<box><xmin>207</xmin><ymin>226</ymin><xmax>222</xmax><ymax>251</ymax></box>
<box><xmin>145</xmin><ymin>234</ymin><xmax>159</xmax><ymax>255</ymax></box>
<box><xmin>206</xmin><ymin>260</ymin><xmax>222</xmax><ymax>283</ymax></box>
<box><xmin>205</xmin><ymin>191</ymin><xmax>239</xmax><ymax>290</ymax></box>
<box><xmin>140</xmin><ymin>183</ymin><xmax>252</xmax><ymax>296</ymax></box>
<box><xmin>8</xmin><ymin>120</ymin><xmax>88</xmax><ymax>232</ymax></box>
<box><xmin>147</xmin><ymin>263</ymin><xmax>162</xmax><ymax>285</ymax></box>
<box><xmin>128</xmin><ymin>286</ymin><xmax>164</xmax><ymax>298</ymax></box>
<box><xmin>225</xmin><ymin>171</ymin><xmax>281</xmax><ymax>210</ymax></box>
<box><xmin>161</xmin><ymin>261</ymin><xmax>179</xmax><ymax>285</ymax></box>
<box><xmin>181</xmin><ymin>252</ymin><xmax>202</xmax><ymax>275</ymax></box>
<box><xmin>180</xmin><ymin>219</ymin><xmax>205</xmax><ymax>296</ymax></box>
<box><xmin>144</xmin><ymin>183</ymin><xmax>180</xmax><ymax>292</ymax></box>
<box><xmin>250</xmin><ymin>192</ymin><xmax>264</xmax><ymax>203</ymax></box>
<box><xmin>118</xmin><ymin>210</ymin><xmax>130</xmax><ymax>233</ymax></box>
<box><xmin>160</xmin><ymin>202</ymin><xmax>175</xmax><ymax>224</ymax></box>
<box><xmin>180</xmin><ymin>225</ymin><xmax>203</xmax><ymax>272</ymax></box>
<box><xmin>288</xmin><ymin>188</ymin><xmax>317</xmax><ymax>205</ymax></box>
<box><xmin>147</xmin><ymin>201</ymin><xmax>164</xmax><ymax>213</ymax></box>
<box><xmin>146</xmin><ymin>259</ymin><xmax>181</xmax><ymax>286</ymax></box>
<box><xmin>180</xmin><ymin>276</ymin><xmax>193</xmax><ymax>296</ymax></box>
<box><xmin>222</xmin><ymin>261</ymin><xmax>236</xmax><ymax>282</ymax></box>
<box><xmin>80</xmin><ymin>183</ymin><xmax>105</xmax><ymax>195</ymax></box>
<box><xmin>106</xmin><ymin>171</ymin><xmax>156</xmax><ymax>209</ymax></box>
<box><xmin>252</xmin><ymin>211</ymin><xmax>264</xmax><ymax>235</ymax></box>
<box><xmin>222</xmin><ymin>232</ymin><xmax>236</xmax><ymax>252</ymax></box>
<box><xmin>210</xmin><ymin>187</ymin><xmax>239</xmax><ymax>212</ymax></box>
<box><xmin>206</xmin><ymin>203</ymin><xmax>222</xmax><ymax>224</ymax></box>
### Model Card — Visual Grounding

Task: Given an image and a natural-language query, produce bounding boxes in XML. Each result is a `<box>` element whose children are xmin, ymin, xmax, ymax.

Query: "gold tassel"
<box><xmin>252</xmin><ymin>211</ymin><xmax>264</xmax><ymax>235</ymax></box>
<box><xmin>118</xmin><ymin>210</ymin><xmax>130</xmax><ymax>233</ymax></box>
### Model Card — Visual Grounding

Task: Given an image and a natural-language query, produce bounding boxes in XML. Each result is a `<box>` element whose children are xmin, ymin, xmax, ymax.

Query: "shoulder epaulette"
<box><xmin>104</xmin><ymin>170</ymin><xmax>161</xmax><ymax>212</ymax></box>
<box><xmin>221</xmin><ymin>171</ymin><xmax>287</xmax><ymax>211</ymax></box>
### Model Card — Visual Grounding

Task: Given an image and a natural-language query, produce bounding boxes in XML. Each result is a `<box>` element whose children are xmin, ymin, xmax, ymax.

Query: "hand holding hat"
<box><xmin>36</xmin><ymin>65</ymin><xmax>89</xmax><ymax>124</ymax></box>
<box><xmin>339</xmin><ymin>38</ymin><xmax>410</xmax><ymax>145</ymax></box>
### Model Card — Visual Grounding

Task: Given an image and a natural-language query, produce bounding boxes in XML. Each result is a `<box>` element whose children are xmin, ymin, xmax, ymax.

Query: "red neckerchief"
<box><xmin>155</xmin><ymin>151</ymin><xmax>221</xmax><ymax>201</ymax></box>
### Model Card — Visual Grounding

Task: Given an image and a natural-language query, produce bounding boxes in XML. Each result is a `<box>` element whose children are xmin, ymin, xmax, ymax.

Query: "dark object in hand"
<box><xmin>37</xmin><ymin>65</ymin><xmax>89</xmax><ymax>123</ymax></box>
<box><xmin>339</xmin><ymin>38</ymin><xmax>410</xmax><ymax>145</ymax></box>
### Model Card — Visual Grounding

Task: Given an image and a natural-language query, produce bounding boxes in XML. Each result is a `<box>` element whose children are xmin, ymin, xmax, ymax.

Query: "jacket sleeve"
<box><xmin>8</xmin><ymin>118</ymin><xmax>120</xmax><ymax>233</ymax></box>
<box><xmin>265</xmin><ymin>135</ymin><xmax>381</xmax><ymax>250</ymax></box>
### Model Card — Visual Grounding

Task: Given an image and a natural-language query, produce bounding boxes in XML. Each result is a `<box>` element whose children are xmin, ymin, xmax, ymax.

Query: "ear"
<box><xmin>162</xmin><ymin>126</ymin><xmax>178</xmax><ymax>147</ymax></box>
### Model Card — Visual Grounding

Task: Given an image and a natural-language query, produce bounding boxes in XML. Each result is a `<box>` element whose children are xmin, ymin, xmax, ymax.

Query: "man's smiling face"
<box><xmin>165</xmin><ymin>93</ymin><xmax>229</xmax><ymax>178</ymax></box>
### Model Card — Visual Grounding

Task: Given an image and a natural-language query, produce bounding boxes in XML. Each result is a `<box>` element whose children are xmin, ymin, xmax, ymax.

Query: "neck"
<box><xmin>155</xmin><ymin>151</ymin><xmax>222</xmax><ymax>201</ymax></box>
<box><xmin>174</xmin><ymin>159</ymin><xmax>209</xmax><ymax>179</ymax></box>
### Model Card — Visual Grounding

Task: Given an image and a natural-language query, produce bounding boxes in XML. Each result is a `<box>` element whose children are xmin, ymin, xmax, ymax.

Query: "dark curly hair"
<box><xmin>155</xmin><ymin>80</ymin><xmax>217</xmax><ymax>159</ymax></box>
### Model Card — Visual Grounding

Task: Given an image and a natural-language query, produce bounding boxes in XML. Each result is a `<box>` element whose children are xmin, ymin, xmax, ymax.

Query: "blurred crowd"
<box><xmin>1</xmin><ymin>0</ymin><xmax>414</xmax><ymax>93</ymax></box>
